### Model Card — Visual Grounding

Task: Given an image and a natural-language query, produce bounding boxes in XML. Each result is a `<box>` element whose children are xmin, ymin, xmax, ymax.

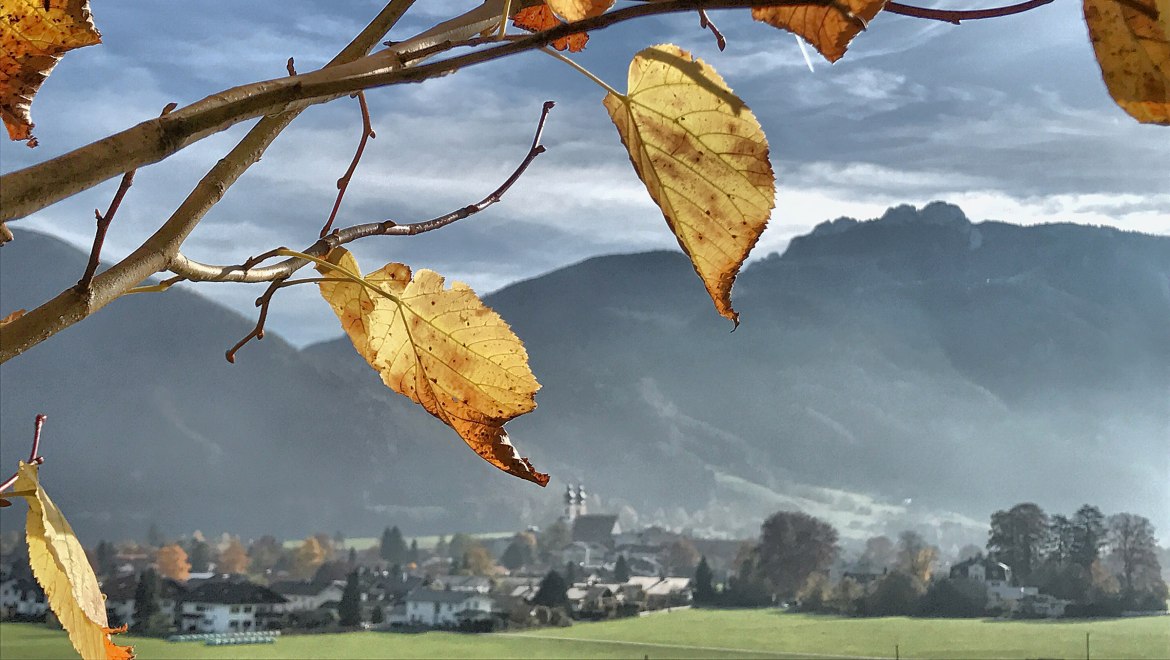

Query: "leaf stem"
<box><xmin>0</xmin><ymin>414</ymin><xmax>47</xmax><ymax>494</ymax></box>
<box><xmin>540</xmin><ymin>48</ymin><xmax>623</xmax><ymax>98</ymax></box>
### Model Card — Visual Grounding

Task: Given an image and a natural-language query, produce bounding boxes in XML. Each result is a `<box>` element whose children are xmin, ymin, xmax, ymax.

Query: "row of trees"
<box><xmin>988</xmin><ymin>503</ymin><xmax>1166</xmax><ymax>611</ymax></box>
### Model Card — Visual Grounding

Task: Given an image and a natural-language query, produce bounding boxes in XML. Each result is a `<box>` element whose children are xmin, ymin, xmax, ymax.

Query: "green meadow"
<box><xmin>2</xmin><ymin>610</ymin><xmax>1167</xmax><ymax>659</ymax></box>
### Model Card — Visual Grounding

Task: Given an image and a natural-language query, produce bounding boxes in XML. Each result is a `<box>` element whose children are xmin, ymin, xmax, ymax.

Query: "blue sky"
<box><xmin>3</xmin><ymin>0</ymin><xmax>1168</xmax><ymax>346</ymax></box>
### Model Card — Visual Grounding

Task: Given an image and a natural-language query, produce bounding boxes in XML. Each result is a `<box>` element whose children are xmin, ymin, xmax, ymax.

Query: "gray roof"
<box><xmin>572</xmin><ymin>515</ymin><xmax>619</xmax><ymax>545</ymax></box>
<box><xmin>405</xmin><ymin>588</ymin><xmax>484</xmax><ymax>604</ymax></box>
<box><xmin>270</xmin><ymin>580</ymin><xmax>335</xmax><ymax>597</ymax></box>
<box><xmin>185</xmin><ymin>578</ymin><xmax>287</xmax><ymax>605</ymax></box>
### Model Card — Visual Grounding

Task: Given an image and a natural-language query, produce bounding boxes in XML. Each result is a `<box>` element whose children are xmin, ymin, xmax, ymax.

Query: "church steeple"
<box><xmin>563</xmin><ymin>483</ymin><xmax>588</xmax><ymax>521</ymax></box>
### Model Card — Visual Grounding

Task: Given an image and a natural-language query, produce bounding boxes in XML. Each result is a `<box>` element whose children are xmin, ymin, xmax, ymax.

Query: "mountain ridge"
<box><xmin>2</xmin><ymin>203</ymin><xmax>1166</xmax><ymax>547</ymax></box>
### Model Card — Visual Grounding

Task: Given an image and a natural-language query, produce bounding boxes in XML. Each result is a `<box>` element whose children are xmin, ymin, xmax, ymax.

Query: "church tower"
<box><xmin>575</xmin><ymin>484</ymin><xmax>588</xmax><ymax>517</ymax></box>
<box><xmin>563</xmin><ymin>483</ymin><xmax>588</xmax><ymax>521</ymax></box>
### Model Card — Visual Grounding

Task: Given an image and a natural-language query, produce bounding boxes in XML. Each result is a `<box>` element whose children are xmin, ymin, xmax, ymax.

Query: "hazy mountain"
<box><xmin>2</xmin><ymin>202</ymin><xmax>1167</xmax><ymax>548</ymax></box>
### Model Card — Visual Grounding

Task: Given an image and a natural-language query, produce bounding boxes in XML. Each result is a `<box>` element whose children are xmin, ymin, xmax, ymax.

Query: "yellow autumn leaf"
<box><xmin>14</xmin><ymin>462</ymin><xmax>133</xmax><ymax>660</ymax></box>
<box><xmin>1084</xmin><ymin>0</ymin><xmax>1170</xmax><ymax>124</ymax></box>
<box><xmin>316</xmin><ymin>249</ymin><xmax>548</xmax><ymax>486</ymax></box>
<box><xmin>0</xmin><ymin>0</ymin><xmax>102</xmax><ymax>146</ymax></box>
<box><xmin>604</xmin><ymin>44</ymin><xmax>775</xmax><ymax>326</ymax></box>
<box><xmin>752</xmin><ymin>0</ymin><xmax>886</xmax><ymax>63</ymax></box>
<box><xmin>546</xmin><ymin>0</ymin><xmax>615</xmax><ymax>22</ymax></box>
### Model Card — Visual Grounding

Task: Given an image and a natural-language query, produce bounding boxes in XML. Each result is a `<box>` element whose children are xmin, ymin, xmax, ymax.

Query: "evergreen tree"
<box><xmin>408</xmin><ymin>539</ymin><xmax>419</xmax><ymax>564</ymax></box>
<box><xmin>187</xmin><ymin>540</ymin><xmax>212</xmax><ymax>573</ymax></box>
<box><xmin>533</xmin><ymin>570</ymin><xmax>569</xmax><ymax>608</ymax></box>
<box><xmin>564</xmin><ymin>560</ymin><xmax>579</xmax><ymax>584</ymax></box>
<box><xmin>1071</xmin><ymin>505</ymin><xmax>1107</xmax><ymax>568</ymax></box>
<box><xmin>94</xmin><ymin>540</ymin><xmax>117</xmax><ymax>577</ymax></box>
<box><xmin>692</xmin><ymin>556</ymin><xmax>715</xmax><ymax>604</ymax></box>
<box><xmin>370</xmin><ymin>604</ymin><xmax>384</xmax><ymax>625</ymax></box>
<box><xmin>614</xmin><ymin>555</ymin><xmax>631</xmax><ymax>583</ymax></box>
<box><xmin>131</xmin><ymin>569</ymin><xmax>160</xmax><ymax>634</ymax></box>
<box><xmin>435</xmin><ymin>535</ymin><xmax>449</xmax><ymax>559</ymax></box>
<box><xmin>348</xmin><ymin>547</ymin><xmax>358</xmax><ymax>566</ymax></box>
<box><xmin>146</xmin><ymin>523</ymin><xmax>165</xmax><ymax>548</ymax></box>
<box><xmin>379</xmin><ymin>526</ymin><xmax>408</xmax><ymax>564</ymax></box>
<box><xmin>338</xmin><ymin>571</ymin><xmax>363</xmax><ymax>627</ymax></box>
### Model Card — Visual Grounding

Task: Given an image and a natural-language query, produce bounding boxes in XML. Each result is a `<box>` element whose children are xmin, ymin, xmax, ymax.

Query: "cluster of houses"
<box><xmin>0</xmin><ymin>486</ymin><xmax>1079</xmax><ymax>632</ymax></box>
<box><xmin>0</xmin><ymin>485</ymin><xmax>700</xmax><ymax>633</ymax></box>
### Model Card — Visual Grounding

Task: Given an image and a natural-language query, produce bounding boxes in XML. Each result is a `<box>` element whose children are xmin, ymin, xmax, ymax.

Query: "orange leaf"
<box><xmin>546</xmin><ymin>0</ymin><xmax>615</xmax><ymax>22</ymax></box>
<box><xmin>0</xmin><ymin>0</ymin><xmax>102</xmax><ymax>146</ymax></box>
<box><xmin>512</xmin><ymin>4</ymin><xmax>589</xmax><ymax>53</ymax></box>
<box><xmin>752</xmin><ymin>0</ymin><xmax>886</xmax><ymax>63</ymax></box>
<box><xmin>1084</xmin><ymin>0</ymin><xmax>1170</xmax><ymax>124</ymax></box>
<box><xmin>316</xmin><ymin>249</ymin><xmax>548</xmax><ymax>486</ymax></box>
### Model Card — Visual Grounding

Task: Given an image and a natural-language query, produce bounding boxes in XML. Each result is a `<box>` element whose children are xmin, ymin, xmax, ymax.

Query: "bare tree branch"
<box><xmin>0</xmin><ymin>0</ymin><xmax>419</xmax><ymax>363</ymax></box>
<box><xmin>885</xmin><ymin>0</ymin><xmax>1055</xmax><ymax>24</ymax></box>
<box><xmin>0</xmin><ymin>414</ymin><xmax>47</xmax><ymax>496</ymax></box>
<box><xmin>170</xmin><ymin>101</ymin><xmax>555</xmax><ymax>284</ymax></box>
<box><xmin>1</xmin><ymin>0</ymin><xmax>864</xmax><ymax>224</ymax></box>
<box><xmin>321</xmin><ymin>92</ymin><xmax>375</xmax><ymax>238</ymax></box>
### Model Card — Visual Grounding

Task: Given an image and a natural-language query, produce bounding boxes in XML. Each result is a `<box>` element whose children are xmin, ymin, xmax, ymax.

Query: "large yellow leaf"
<box><xmin>604</xmin><ymin>44</ymin><xmax>775</xmax><ymax>326</ymax></box>
<box><xmin>752</xmin><ymin>0</ymin><xmax>886</xmax><ymax>63</ymax></box>
<box><xmin>546</xmin><ymin>0</ymin><xmax>615</xmax><ymax>22</ymax></box>
<box><xmin>316</xmin><ymin>249</ymin><xmax>548</xmax><ymax>486</ymax></box>
<box><xmin>0</xmin><ymin>0</ymin><xmax>102</xmax><ymax>145</ymax></box>
<box><xmin>1084</xmin><ymin>0</ymin><xmax>1170</xmax><ymax>124</ymax></box>
<box><xmin>14</xmin><ymin>462</ymin><xmax>133</xmax><ymax>660</ymax></box>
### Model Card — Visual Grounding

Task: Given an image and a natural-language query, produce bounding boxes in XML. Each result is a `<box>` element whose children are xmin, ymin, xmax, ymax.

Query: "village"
<box><xmin>1</xmin><ymin>491</ymin><xmax>1164</xmax><ymax>642</ymax></box>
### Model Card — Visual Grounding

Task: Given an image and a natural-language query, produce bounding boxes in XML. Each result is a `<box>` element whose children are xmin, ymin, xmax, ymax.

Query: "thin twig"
<box><xmin>379</xmin><ymin>99</ymin><xmax>554</xmax><ymax>236</ymax></box>
<box><xmin>0</xmin><ymin>414</ymin><xmax>47</xmax><ymax>494</ymax></box>
<box><xmin>170</xmin><ymin>100</ymin><xmax>556</xmax><ymax>284</ymax></box>
<box><xmin>0</xmin><ymin>0</ymin><xmax>419</xmax><ymax>364</ymax></box>
<box><xmin>885</xmin><ymin>0</ymin><xmax>1054</xmax><ymax>24</ymax></box>
<box><xmin>225</xmin><ymin>278</ymin><xmax>287</xmax><ymax>363</ymax></box>
<box><xmin>321</xmin><ymin>92</ymin><xmax>376</xmax><ymax>238</ymax></box>
<box><xmin>75</xmin><ymin>102</ymin><xmax>180</xmax><ymax>292</ymax></box>
<box><xmin>3</xmin><ymin>0</ymin><xmax>863</xmax><ymax>225</ymax></box>
<box><xmin>698</xmin><ymin>10</ymin><xmax>727</xmax><ymax>51</ymax></box>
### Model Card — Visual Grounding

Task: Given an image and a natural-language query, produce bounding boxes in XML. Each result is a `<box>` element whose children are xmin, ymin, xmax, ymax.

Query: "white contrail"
<box><xmin>796</xmin><ymin>35</ymin><xmax>815</xmax><ymax>72</ymax></box>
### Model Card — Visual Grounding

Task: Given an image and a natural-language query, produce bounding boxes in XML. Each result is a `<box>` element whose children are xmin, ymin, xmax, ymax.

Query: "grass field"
<box><xmin>1</xmin><ymin>610</ymin><xmax>1167</xmax><ymax>659</ymax></box>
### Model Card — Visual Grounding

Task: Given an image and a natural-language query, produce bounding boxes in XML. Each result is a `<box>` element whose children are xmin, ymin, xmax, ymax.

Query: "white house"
<box><xmin>949</xmin><ymin>555</ymin><xmax>1050</xmax><ymax>613</ymax></box>
<box><xmin>627</xmin><ymin>576</ymin><xmax>692</xmax><ymax>609</ymax></box>
<box><xmin>0</xmin><ymin>578</ymin><xmax>47</xmax><ymax>619</ymax></box>
<box><xmin>269</xmin><ymin>580</ymin><xmax>344</xmax><ymax>612</ymax></box>
<box><xmin>179</xmin><ymin>578</ymin><xmax>286</xmax><ymax>633</ymax></box>
<box><xmin>404</xmin><ymin>589</ymin><xmax>497</xmax><ymax>627</ymax></box>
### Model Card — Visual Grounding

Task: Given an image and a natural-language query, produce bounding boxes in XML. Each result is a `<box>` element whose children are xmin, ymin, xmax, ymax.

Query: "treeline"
<box><xmin>690</xmin><ymin>504</ymin><xmax>1167</xmax><ymax>618</ymax></box>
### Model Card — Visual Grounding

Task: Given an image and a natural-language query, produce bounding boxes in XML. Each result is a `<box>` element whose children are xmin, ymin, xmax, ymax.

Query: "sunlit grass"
<box><xmin>2</xmin><ymin>609</ymin><xmax>1167</xmax><ymax>659</ymax></box>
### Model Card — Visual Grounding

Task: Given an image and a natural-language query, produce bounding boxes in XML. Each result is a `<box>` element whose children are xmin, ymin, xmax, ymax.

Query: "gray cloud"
<box><xmin>2</xmin><ymin>1</ymin><xmax>1167</xmax><ymax>346</ymax></box>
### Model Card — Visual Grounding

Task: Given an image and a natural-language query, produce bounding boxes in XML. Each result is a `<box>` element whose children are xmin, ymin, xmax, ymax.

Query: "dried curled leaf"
<box><xmin>0</xmin><ymin>309</ymin><xmax>27</xmax><ymax>327</ymax></box>
<box><xmin>316</xmin><ymin>249</ymin><xmax>547</xmax><ymax>486</ymax></box>
<box><xmin>1084</xmin><ymin>0</ymin><xmax>1170</xmax><ymax>124</ymax></box>
<box><xmin>604</xmin><ymin>44</ymin><xmax>775</xmax><ymax>326</ymax></box>
<box><xmin>546</xmin><ymin>0</ymin><xmax>615</xmax><ymax>22</ymax></box>
<box><xmin>512</xmin><ymin>4</ymin><xmax>589</xmax><ymax>52</ymax></box>
<box><xmin>0</xmin><ymin>0</ymin><xmax>102</xmax><ymax>146</ymax></box>
<box><xmin>14</xmin><ymin>462</ymin><xmax>133</xmax><ymax>660</ymax></box>
<box><xmin>752</xmin><ymin>0</ymin><xmax>885</xmax><ymax>63</ymax></box>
